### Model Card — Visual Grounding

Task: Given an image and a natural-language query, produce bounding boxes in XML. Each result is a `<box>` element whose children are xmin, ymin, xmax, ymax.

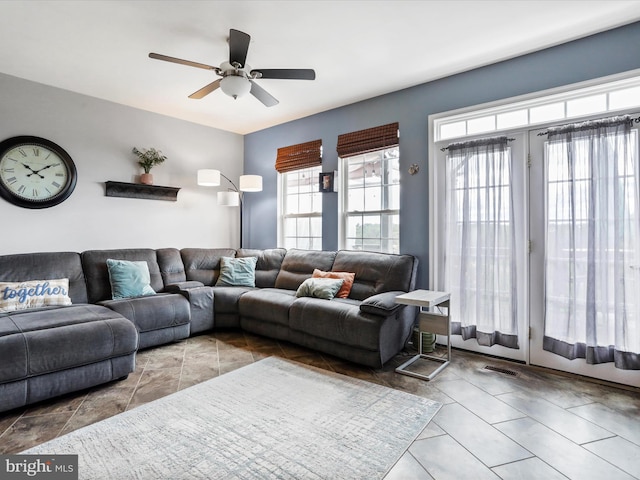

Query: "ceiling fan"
<box><xmin>149</xmin><ymin>29</ymin><xmax>316</xmax><ymax>107</ymax></box>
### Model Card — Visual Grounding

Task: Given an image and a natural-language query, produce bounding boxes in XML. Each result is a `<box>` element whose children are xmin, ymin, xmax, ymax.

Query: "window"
<box><xmin>280</xmin><ymin>165</ymin><xmax>322</xmax><ymax>250</ymax></box>
<box><xmin>434</xmin><ymin>72</ymin><xmax>640</xmax><ymax>141</ymax></box>
<box><xmin>341</xmin><ymin>147</ymin><xmax>400</xmax><ymax>253</ymax></box>
<box><xmin>276</xmin><ymin>139</ymin><xmax>323</xmax><ymax>250</ymax></box>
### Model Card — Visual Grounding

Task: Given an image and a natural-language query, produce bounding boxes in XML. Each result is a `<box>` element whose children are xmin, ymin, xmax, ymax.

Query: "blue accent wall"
<box><xmin>244</xmin><ymin>21</ymin><xmax>640</xmax><ymax>289</ymax></box>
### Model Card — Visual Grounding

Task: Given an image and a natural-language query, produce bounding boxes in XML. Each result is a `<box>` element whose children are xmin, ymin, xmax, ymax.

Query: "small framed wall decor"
<box><xmin>319</xmin><ymin>171</ymin><xmax>337</xmax><ymax>193</ymax></box>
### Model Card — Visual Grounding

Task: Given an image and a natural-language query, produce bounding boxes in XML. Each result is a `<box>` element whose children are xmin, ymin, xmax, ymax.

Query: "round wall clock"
<box><xmin>0</xmin><ymin>136</ymin><xmax>77</xmax><ymax>209</ymax></box>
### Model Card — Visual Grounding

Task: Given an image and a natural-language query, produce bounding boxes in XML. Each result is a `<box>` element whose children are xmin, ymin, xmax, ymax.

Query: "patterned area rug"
<box><xmin>25</xmin><ymin>357</ymin><xmax>441</xmax><ymax>479</ymax></box>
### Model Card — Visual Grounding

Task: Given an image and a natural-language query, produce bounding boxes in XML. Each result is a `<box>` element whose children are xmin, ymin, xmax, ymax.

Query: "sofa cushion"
<box><xmin>212</xmin><ymin>286</ymin><xmax>253</xmax><ymax>314</ymax></box>
<box><xmin>180</xmin><ymin>248</ymin><xmax>237</xmax><ymax>286</ymax></box>
<box><xmin>274</xmin><ymin>249</ymin><xmax>336</xmax><ymax>291</ymax></box>
<box><xmin>237</xmin><ymin>248</ymin><xmax>287</xmax><ymax>288</ymax></box>
<box><xmin>331</xmin><ymin>250</ymin><xmax>417</xmax><ymax>300</ymax></box>
<box><xmin>216</xmin><ymin>256</ymin><xmax>258</xmax><ymax>287</ymax></box>
<box><xmin>0</xmin><ymin>252</ymin><xmax>88</xmax><ymax>304</ymax></box>
<box><xmin>239</xmin><ymin>288</ymin><xmax>297</xmax><ymax>327</ymax></box>
<box><xmin>0</xmin><ymin>278</ymin><xmax>72</xmax><ymax>312</ymax></box>
<box><xmin>289</xmin><ymin>297</ymin><xmax>385</xmax><ymax>351</ymax></box>
<box><xmin>0</xmin><ymin>304</ymin><xmax>138</xmax><ymax>382</ymax></box>
<box><xmin>312</xmin><ymin>269</ymin><xmax>355</xmax><ymax>298</ymax></box>
<box><xmin>82</xmin><ymin>249</ymin><xmax>164</xmax><ymax>304</ymax></box>
<box><xmin>295</xmin><ymin>277</ymin><xmax>344</xmax><ymax>300</ymax></box>
<box><xmin>157</xmin><ymin>248</ymin><xmax>187</xmax><ymax>285</ymax></box>
<box><xmin>106</xmin><ymin>259</ymin><xmax>156</xmax><ymax>300</ymax></box>
<box><xmin>99</xmin><ymin>293</ymin><xmax>189</xmax><ymax>334</ymax></box>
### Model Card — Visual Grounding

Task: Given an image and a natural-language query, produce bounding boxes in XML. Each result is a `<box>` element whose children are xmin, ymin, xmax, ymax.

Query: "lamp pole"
<box><xmin>218</xmin><ymin>172</ymin><xmax>243</xmax><ymax>248</ymax></box>
<box><xmin>197</xmin><ymin>169</ymin><xmax>261</xmax><ymax>249</ymax></box>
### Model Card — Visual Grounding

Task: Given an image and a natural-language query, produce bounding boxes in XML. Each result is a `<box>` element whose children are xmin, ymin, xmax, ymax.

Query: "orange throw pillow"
<box><xmin>312</xmin><ymin>269</ymin><xmax>355</xmax><ymax>299</ymax></box>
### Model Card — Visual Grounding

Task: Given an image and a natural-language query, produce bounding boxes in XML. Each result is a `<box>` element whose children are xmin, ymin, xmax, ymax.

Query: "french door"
<box><xmin>435</xmin><ymin>119</ymin><xmax>639</xmax><ymax>386</ymax></box>
<box><xmin>528</xmin><ymin>118</ymin><xmax>640</xmax><ymax>387</ymax></box>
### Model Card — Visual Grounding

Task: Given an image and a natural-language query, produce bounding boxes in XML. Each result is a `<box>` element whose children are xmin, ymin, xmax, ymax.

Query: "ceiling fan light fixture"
<box><xmin>220</xmin><ymin>75</ymin><xmax>251</xmax><ymax>99</ymax></box>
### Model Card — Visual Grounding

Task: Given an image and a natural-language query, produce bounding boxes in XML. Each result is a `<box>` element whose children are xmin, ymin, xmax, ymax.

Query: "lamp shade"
<box><xmin>220</xmin><ymin>75</ymin><xmax>251</xmax><ymax>99</ymax></box>
<box><xmin>197</xmin><ymin>169</ymin><xmax>221</xmax><ymax>186</ymax></box>
<box><xmin>217</xmin><ymin>191</ymin><xmax>240</xmax><ymax>206</ymax></box>
<box><xmin>239</xmin><ymin>175</ymin><xmax>263</xmax><ymax>192</ymax></box>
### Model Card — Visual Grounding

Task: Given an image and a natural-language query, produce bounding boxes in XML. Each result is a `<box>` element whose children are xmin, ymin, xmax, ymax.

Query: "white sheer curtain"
<box><xmin>543</xmin><ymin>116</ymin><xmax>640</xmax><ymax>369</ymax></box>
<box><xmin>444</xmin><ymin>136</ymin><xmax>518</xmax><ymax>348</ymax></box>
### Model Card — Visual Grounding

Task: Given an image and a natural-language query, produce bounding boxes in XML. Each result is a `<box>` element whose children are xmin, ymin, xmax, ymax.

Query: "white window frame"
<box><xmin>278</xmin><ymin>165</ymin><xmax>323</xmax><ymax>250</ymax></box>
<box><xmin>434</xmin><ymin>69</ymin><xmax>640</xmax><ymax>142</ymax></box>
<box><xmin>339</xmin><ymin>147</ymin><xmax>400</xmax><ymax>253</ymax></box>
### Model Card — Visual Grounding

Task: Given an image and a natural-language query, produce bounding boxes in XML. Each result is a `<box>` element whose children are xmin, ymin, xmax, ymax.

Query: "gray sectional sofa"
<box><xmin>0</xmin><ymin>247</ymin><xmax>418</xmax><ymax>413</ymax></box>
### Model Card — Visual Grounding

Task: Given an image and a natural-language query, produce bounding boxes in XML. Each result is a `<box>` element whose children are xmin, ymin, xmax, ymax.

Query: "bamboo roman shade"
<box><xmin>275</xmin><ymin>139</ymin><xmax>322</xmax><ymax>173</ymax></box>
<box><xmin>336</xmin><ymin>122</ymin><xmax>399</xmax><ymax>158</ymax></box>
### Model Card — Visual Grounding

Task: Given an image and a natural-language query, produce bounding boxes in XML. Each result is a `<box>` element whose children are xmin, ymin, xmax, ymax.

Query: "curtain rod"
<box><xmin>440</xmin><ymin>137</ymin><xmax>514</xmax><ymax>152</ymax></box>
<box><xmin>536</xmin><ymin>115</ymin><xmax>640</xmax><ymax>136</ymax></box>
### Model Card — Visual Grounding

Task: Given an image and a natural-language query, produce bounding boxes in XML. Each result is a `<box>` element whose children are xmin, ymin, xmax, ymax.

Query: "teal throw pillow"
<box><xmin>216</xmin><ymin>256</ymin><xmax>258</xmax><ymax>287</ymax></box>
<box><xmin>295</xmin><ymin>277</ymin><xmax>344</xmax><ymax>300</ymax></box>
<box><xmin>106</xmin><ymin>259</ymin><xmax>156</xmax><ymax>300</ymax></box>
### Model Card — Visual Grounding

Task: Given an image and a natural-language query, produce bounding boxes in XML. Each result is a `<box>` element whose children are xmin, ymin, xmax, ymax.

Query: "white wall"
<box><xmin>0</xmin><ymin>73</ymin><xmax>244</xmax><ymax>254</ymax></box>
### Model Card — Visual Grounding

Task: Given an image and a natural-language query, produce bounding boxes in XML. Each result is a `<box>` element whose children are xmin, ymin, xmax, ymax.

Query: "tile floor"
<box><xmin>0</xmin><ymin>330</ymin><xmax>639</xmax><ymax>479</ymax></box>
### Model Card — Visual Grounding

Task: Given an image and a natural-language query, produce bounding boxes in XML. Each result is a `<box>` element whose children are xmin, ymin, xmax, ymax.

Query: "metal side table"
<box><xmin>395</xmin><ymin>290</ymin><xmax>451</xmax><ymax>381</ymax></box>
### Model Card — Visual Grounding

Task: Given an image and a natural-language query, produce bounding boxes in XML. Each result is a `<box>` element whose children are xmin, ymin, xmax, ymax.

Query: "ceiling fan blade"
<box><xmin>149</xmin><ymin>53</ymin><xmax>216</xmax><ymax>71</ymax></box>
<box><xmin>188</xmin><ymin>79</ymin><xmax>222</xmax><ymax>99</ymax></box>
<box><xmin>251</xmin><ymin>69</ymin><xmax>316</xmax><ymax>80</ymax></box>
<box><xmin>229</xmin><ymin>29</ymin><xmax>250</xmax><ymax>67</ymax></box>
<box><xmin>250</xmin><ymin>80</ymin><xmax>279</xmax><ymax>107</ymax></box>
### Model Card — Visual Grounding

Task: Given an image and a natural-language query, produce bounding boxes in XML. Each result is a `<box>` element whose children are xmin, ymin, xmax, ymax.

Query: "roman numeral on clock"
<box><xmin>52</xmin><ymin>181</ymin><xmax>61</xmax><ymax>188</ymax></box>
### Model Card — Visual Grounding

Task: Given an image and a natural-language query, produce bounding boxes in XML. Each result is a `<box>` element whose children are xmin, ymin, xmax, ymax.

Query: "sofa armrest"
<box><xmin>165</xmin><ymin>284</ymin><xmax>214</xmax><ymax>334</ymax></box>
<box><xmin>164</xmin><ymin>281</ymin><xmax>205</xmax><ymax>292</ymax></box>
<box><xmin>359</xmin><ymin>291</ymin><xmax>405</xmax><ymax>317</ymax></box>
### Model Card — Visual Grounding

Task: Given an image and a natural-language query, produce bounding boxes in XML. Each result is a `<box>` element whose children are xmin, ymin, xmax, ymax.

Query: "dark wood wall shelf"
<box><xmin>105</xmin><ymin>181</ymin><xmax>180</xmax><ymax>202</ymax></box>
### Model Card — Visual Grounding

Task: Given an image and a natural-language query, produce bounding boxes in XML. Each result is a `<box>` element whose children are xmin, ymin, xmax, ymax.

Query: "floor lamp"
<box><xmin>197</xmin><ymin>169</ymin><xmax>263</xmax><ymax>247</ymax></box>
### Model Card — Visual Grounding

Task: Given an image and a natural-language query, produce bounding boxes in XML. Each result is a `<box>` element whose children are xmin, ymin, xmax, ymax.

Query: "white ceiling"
<box><xmin>2</xmin><ymin>1</ymin><xmax>640</xmax><ymax>135</ymax></box>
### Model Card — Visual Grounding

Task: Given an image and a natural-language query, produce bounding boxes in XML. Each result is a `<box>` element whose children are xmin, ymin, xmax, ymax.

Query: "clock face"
<box><xmin>0</xmin><ymin>136</ymin><xmax>77</xmax><ymax>209</ymax></box>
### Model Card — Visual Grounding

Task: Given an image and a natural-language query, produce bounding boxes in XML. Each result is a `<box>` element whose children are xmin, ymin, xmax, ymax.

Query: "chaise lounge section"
<box><xmin>0</xmin><ymin>252</ymin><xmax>138</xmax><ymax>412</ymax></box>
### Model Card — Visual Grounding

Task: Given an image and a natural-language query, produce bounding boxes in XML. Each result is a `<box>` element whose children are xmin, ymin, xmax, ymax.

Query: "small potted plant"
<box><xmin>132</xmin><ymin>147</ymin><xmax>167</xmax><ymax>185</ymax></box>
